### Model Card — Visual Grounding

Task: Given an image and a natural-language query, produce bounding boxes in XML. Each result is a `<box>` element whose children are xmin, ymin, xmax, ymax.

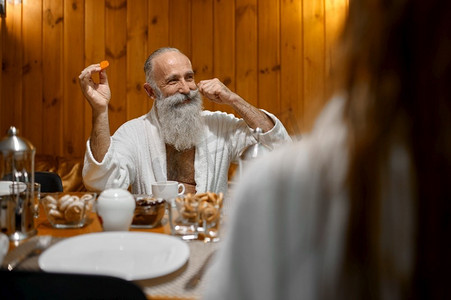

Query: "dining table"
<box><xmin>1</xmin><ymin>193</ymin><xmax>231</xmax><ymax>300</ymax></box>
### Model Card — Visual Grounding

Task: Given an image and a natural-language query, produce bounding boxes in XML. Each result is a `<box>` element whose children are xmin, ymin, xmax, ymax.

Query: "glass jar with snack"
<box><xmin>171</xmin><ymin>192</ymin><xmax>223</xmax><ymax>242</ymax></box>
<box><xmin>41</xmin><ymin>192</ymin><xmax>96</xmax><ymax>228</ymax></box>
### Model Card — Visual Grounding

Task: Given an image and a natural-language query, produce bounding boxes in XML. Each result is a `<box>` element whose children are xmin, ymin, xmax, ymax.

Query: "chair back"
<box><xmin>0</xmin><ymin>270</ymin><xmax>147</xmax><ymax>299</ymax></box>
<box><xmin>35</xmin><ymin>171</ymin><xmax>63</xmax><ymax>192</ymax></box>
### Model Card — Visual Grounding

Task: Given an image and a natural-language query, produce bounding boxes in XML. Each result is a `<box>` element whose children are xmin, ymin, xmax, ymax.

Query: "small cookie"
<box><xmin>200</xmin><ymin>202</ymin><xmax>218</xmax><ymax>223</ymax></box>
<box><xmin>49</xmin><ymin>208</ymin><xmax>64</xmax><ymax>219</ymax></box>
<box><xmin>43</xmin><ymin>195</ymin><xmax>57</xmax><ymax>206</ymax></box>
<box><xmin>80</xmin><ymin>194</ymin><xmax>93</xmax><ymax>201</ymax></box>
<box><xmin>181</xmin><ymin>208</ymin><xmax>198</xmax><ymax>219</ymax></box>
<box><xmin>65</xmin><ymin>201</ymin><xmax>84</xmax><ymax>222</ymax></box>
<box><xmin>59</xmin><ymin>196</ymin><xmax>74</xmax><ymax>211</ymax></box>
<box><xmin>46</xmin><ymin>202</ymin><xmax>57</xmax><ymax>210</ymax></box>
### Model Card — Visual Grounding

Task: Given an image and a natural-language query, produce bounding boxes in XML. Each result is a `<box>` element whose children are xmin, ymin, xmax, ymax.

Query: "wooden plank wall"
<box><xmin>0</xmin><ymin>0</ymin><xmax>348</xmax><ymax>158</ymax></box>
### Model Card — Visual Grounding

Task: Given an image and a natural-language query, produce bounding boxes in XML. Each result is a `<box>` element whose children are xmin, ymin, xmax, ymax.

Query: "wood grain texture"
<box><xmin>127</xmin><ymin>0</ymin><xmax>149</xmax><ymax>120</ymax></box>
<box><xmin>148</xmin><ymin>0</ymin><xmax>169</xmax><ymax>112</ymax></box>
<box><xmin>148</xmin><ymin>0</ymin><xmax>169</xmax><ymax>52</ymax></box>
<box><xmin>84</xmin><ymin>0</ymin><xmax>106</xmax><ymax>140</ymax></box>
<box><xmin>42</xmin><ymin>0</ymin><xmax>63</xmax><ymax>155</ymax></box>
<box><xmin>236</xmin><ymin>0</ymin><xmax>258</xmax><ymax>107</ymax></box>
<box><xmin>258</xmin><ymin>0</ymin><xmax>280</xmax><ymax>116</ymax></box>
<box><xmin>280</xmin><ymin>0</ymin><xmax>303</xmax><ymax>138</ymax></box>
<box><xmin>191</xmin><ymin>0</ymin><xmax>214</xmax><ymax>112</ymax></box>
<box><xmin>0</xmin><ymin>0</ymin><xmax>348</xmax><ymax>158</ymax></box>
<box><xmin>169</xmin><ymin>0</ymin><xmax>191</xmax><ymax>57</ymax></box>
<box><xmin>1</xmin><ymin>1</ymin><xmax>22</xmax><ymax>139</ymax></box>
<box><xmin>22</xmin><ymin>0</ymin><xmax>43</xmax><ymax>150</ymax></box>
<box><xmin>213</xmin><ymin>0</ymin><xmax>235</xmax><ymax>114</ymax></box>
<box><xmin>63</xmin><ymin>0</ymin><xmax>85</xmax><ymax>157</ymax></box>
<box><xmin>105</xmin><ymin>0</ymin><xmax>127</xmax><ymax>134</ymax></box>
<box><xmin>303</xmin><ymin>0</ymin><xmax>326</xmax><ymax>132</ymax></box>
<box><xmin>325</xmin><ymin>0</ymin><xmax>347</xmax><ymax>96</ymax></box>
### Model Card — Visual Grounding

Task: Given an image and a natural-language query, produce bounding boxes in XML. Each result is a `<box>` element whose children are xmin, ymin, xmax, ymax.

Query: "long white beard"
<box><xmin>155</xmin><ymin>89</ymin><xmax>204</xmax><ymax>151</ymax></box>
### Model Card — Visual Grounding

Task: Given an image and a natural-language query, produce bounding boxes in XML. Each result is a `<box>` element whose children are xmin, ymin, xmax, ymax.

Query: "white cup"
<box><xmin>151</xmin><ymin>181</ymin><xmax>185</xmax><ymax>200</ymax></box>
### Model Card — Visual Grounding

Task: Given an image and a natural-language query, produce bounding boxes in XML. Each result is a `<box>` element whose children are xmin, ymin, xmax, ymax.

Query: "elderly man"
<box><xmin>79</xmin><ymin>47</ymin><xmax>291</xmax><ymax>195</ymax></box>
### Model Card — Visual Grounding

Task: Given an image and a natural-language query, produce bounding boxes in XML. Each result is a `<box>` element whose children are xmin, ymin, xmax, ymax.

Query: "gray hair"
<box><xmin>144</xmin><ymin>47</ymin><xmax>181</xmax><ymax>92</ymax></box>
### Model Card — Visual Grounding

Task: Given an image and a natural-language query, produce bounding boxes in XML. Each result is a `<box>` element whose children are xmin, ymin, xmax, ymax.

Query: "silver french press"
<box><xmin>0</xmin><ymin>126</ymin><xmax>37</xmax><ymax>241</ymax></box>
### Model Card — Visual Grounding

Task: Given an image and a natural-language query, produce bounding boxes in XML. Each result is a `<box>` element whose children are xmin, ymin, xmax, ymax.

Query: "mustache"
<box><xmin>161</xmin><ymin>89</ymin><xmax>200</xmax><ymax>107</ymax></box>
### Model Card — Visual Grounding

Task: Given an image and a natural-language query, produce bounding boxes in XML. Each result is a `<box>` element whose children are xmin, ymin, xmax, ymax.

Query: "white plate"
<box><xmin>38</xmin><ymin>232</ymin><xmax>189</xmax><ymax>280</ymax></box>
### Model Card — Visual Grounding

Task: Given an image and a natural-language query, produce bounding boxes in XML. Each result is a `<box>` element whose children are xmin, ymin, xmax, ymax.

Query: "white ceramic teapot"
<box><xmin>96</xmin><ymin>179</ymin><xmax>135</xmax><ymax>231</ymax></box>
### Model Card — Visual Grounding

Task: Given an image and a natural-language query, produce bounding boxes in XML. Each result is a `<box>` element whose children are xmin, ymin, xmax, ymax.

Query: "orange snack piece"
<box><xmin>100</xmin><ymin>60</ymin><xmax>109</xmax><ymax>70</ymax></box>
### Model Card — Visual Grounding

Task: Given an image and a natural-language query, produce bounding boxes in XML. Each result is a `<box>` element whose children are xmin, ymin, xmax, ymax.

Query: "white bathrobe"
<box><xmin>82</xmin><ymin>106</ymin><xmax>291</xmax><ymax>196</ymax></box>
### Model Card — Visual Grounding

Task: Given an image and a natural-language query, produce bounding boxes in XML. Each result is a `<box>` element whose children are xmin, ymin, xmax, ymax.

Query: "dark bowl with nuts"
<box><xmin>131</xmin><ymin>195</ymin><xmax>166</xmax><ymax>228</ymax></box>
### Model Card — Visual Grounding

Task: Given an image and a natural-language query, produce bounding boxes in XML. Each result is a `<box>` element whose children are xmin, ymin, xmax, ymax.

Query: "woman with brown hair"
<box><xmin>204</xmin><ymin>0</ymin><xmax>451</xmax><ymax>299</ymax></box>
